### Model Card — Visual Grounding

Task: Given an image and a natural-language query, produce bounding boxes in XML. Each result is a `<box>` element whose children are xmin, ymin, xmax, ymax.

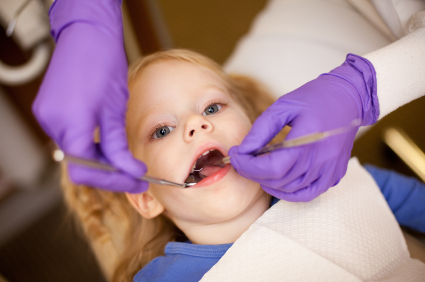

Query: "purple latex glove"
<box><xmin>229</xmin><ymin>54</ymin><xmax>379</xmax><ymax>202</ymax></box>
<box><xmin>33</xmin><ymin>0</ymin><xmax>148</xmax><ymax>193</ymax></box>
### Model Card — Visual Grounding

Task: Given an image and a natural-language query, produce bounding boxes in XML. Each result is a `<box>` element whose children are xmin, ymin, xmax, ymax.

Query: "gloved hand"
<box><xmin>33</xmin><ymin>0</ymin><xmax>148</xmax><ymax>193</ymax></box>
<box><xmin>229</xmin><ymin>54</ymin><xmax>379</xmax><ymax>202</ymax></box>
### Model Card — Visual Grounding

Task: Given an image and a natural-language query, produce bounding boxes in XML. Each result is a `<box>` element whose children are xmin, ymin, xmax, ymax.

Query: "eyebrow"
<box><xmin>195</xmin><ymin>84</ymin><xmax>227</xmax><ymax>93</ymax></box>
<box><xmin>135</xmin><ymin>107</ymin><xmax>166</xmax><ymax>138</ymax></box>
<box><xmin>140</xmin><ymin>84</ymin><xmax>227</xmax><ymax>117</ymax></box>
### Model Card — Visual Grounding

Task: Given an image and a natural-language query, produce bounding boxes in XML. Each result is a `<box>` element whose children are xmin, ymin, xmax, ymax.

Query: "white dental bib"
<box><xmin>201</xmin><ymin>158</ymin><xmax>425</xmax><ymax>281</ymax></box>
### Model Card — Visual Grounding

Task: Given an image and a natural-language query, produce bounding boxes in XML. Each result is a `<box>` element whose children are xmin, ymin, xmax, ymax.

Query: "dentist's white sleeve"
<box><xmin>364</xmin><ymin>28</ymin><xmax>425</xmax><ymax>120</ymax></box>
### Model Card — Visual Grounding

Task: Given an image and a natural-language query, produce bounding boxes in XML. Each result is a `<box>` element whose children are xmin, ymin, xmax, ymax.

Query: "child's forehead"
<box><xmin>131</xmin><ymin>61</ymin><xmax>228</xmax><ymax>102</ymax></box>
<box><xmin>127</xmin><ymin>60</ymin><xmax>233</xmax><ymax>126</ymax></box>
<box><xmin>140</xmin><ymin>60</ymin><xmax>224</xmax><ymax>85</ymax></box>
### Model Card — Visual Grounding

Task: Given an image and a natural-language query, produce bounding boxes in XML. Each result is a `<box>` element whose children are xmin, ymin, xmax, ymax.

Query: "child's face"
<box><xmin>127</xmin><ymin>61</ymin><xmax>265</xmax><ymax>232</ymax></box>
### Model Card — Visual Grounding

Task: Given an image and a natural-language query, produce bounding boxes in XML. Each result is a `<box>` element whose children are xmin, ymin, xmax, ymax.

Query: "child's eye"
<box><xmin>153</xmin><ymin>126</ymin><xmax>174</xmax><ymax>139</ymax></box>
<box><xmin>203</xmin><ymin>104</ymin><xmax>222</xmax><ymax>116</ymax></box>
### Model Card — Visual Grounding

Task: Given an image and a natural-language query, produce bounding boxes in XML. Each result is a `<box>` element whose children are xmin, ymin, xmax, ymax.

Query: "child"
<box><xmin>62</xmin><ymin>49</ymin><xmax>425</xmax><ymax>282</ymax></box>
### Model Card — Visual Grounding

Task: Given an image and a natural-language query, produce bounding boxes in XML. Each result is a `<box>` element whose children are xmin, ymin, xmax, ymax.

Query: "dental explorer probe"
<box><xmin>206</xmin><ymin>119</ymin><xmax>361</xmax><ymax>168</ymax></box>
<box><xmin>53</xmin><ymin>149</ymin><xmax>195</xmax><ymax>188</ymax></box>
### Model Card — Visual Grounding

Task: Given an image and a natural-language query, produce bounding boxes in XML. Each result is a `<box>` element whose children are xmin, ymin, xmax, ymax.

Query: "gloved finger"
<box><xmin>281</xmin><ymin>113</ymin><xmax>323</xmax><ymax>143</ymax></box>
<box><xmin>229</xmin><ymin>145</ymin><xmax>304</xmax><ymax>184</ymax></box>
<box><xmin>99</xmin><ymin>108</ymin><xmax>147</xmax><ymax>178</ymax></box>
<box><xmin>61</xmin><ymin>124</ymin><xmax>99</xmax><ymax>160</ymax></box>
<box><xmin>261</xmin><ymin>134</ymin><xmax>349</xmax><ymax>192</ymax></box>
<box><xmin>262</xmin><ymin>174</ymin><xmax>328</xmax><ymax>202</ymax></box>
<box><xmin>237</xmin><ymin>101</ymin><xmax>295</xmax><ymax>154</ymax></box>
<box><xmin>271</xmin><ymin>159</ymin><xmax>330</xmax><ymax>194</ymax></box>
<box><xmin>289</xmin><ymin>176</ymin><xmax>331</xmax><ymax>202</ymax></box>
<box><xmin>261</xmin><ymin>183</ymin><xmax>308</xmax><ymax>201</ymax></box>
<box><xmin>252</xmin><ymin>144</ymin><xmax>322</xmax><ymax>192</ymax></box>
<box><xmin>68</xmin><ymin>164</ymin><xmax>149</xmax><ymax>193</ymax></box>
<box><xmin>258</xmin><ymin>169</ymin><xmax>313</xmax><ymax>193</ymax></box>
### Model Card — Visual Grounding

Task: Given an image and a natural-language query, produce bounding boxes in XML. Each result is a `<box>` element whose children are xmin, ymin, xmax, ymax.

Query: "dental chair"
<box><xmin>84</xmin><ymin>1</ymin><xmax>425</xmax><ymax>280</ymax></box>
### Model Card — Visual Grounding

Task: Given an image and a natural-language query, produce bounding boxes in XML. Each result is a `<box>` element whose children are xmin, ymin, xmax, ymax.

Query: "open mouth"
<box><xmin>184</xmin><ymin>149</ymin><xmax>226</xmax><ymax>184</ymax></box>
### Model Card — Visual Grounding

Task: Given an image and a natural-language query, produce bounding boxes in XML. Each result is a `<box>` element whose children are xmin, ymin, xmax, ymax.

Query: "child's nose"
<box><xmin>184</xmin><ymin>115</ymin><xmax>214</xmax><ymax>142</ymax></box>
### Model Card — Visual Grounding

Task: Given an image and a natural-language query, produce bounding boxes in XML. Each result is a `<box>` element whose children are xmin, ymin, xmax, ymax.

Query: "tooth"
<box><xmin>191</xmin><ymin>163</ymin><xmax>196</xmax><ymax>174</ymax></box>
<box><xmin>202</xmin><ymin>150</ymin><xmax>210</xmax><ymax>156</ymax></box>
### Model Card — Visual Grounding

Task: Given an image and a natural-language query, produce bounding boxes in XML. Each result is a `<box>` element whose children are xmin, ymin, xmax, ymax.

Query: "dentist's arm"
<box><xmin>364</xmin><ymin>28</ymin><xmax>425</xmax><ymax>119</ymax></box>
<box><xmin>230</xmin><ymin>27</ymin><xmax>425</xmax><ymax>202</ymax></box>
<box><xmin>33</xmin><ymin>0</ymin><xmax>148</xmax><ymax>193</ymax></box>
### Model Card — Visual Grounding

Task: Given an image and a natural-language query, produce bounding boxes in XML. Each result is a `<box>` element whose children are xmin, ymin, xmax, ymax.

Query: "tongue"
<box><xmin>185</xmin><ymin>164</ymin><xmax>224</xmax><ymax>184</ymax></box>
<box><xmin>185</xmin><ymin>149</ymin><xmax>226</xmax><ymax>184</ymax></box>
<box><xmin>195</xmin><ymin>150</ymin><xmax>224</xmax><ymax>170</ymax></box>
<box><xmin>199</xmin><ymin>165</ymin><xmax>223</xmax><ymax>177</ymax></box>
<box><xmin>195</xmin><ymin>149</ymin><xmax>226</xmax><ymax>178</ymax></box>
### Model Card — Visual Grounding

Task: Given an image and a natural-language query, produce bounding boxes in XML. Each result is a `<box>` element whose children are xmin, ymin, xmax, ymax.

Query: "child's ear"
<box><xmin>126</xmin><ymin>190</ymin><xmax>164</xmax><ymax>219</ymax></box>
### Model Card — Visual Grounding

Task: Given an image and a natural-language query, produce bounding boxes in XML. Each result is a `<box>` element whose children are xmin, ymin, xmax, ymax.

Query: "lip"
<box><xmin>184</xmin><ymin>142</ymin><xmax>228</xmax><ymax>184</ymax></box>
<box><xmin>191</xmin><ymin>164</ymin><xmax>231</xmax><ymax>188</ymax></box>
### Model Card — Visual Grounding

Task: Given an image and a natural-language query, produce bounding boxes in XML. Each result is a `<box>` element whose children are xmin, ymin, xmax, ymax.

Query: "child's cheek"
<box><xmin>232</xmin><ymin>126</ymin><xmax>250</xmax><ymax>145</ymax></box>
<box><xmin>145</xmin><ymin>139</ymin><xmax>177</xmax><ymax>178</ymax></box>
<box><xmin>225</xmin><ymin>112</ymin><xmax>252</xmax><ymax>145</ymax></box>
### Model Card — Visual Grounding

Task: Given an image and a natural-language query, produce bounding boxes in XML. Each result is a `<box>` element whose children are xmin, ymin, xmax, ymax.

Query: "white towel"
<box><xmin>201</xmin><ymin>158</ymin><xmax>425</xmax><ymax>282</ymax></box>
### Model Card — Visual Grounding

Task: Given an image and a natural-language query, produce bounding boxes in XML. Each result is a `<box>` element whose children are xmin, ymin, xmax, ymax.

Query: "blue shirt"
<box><xmin>363</xmin><ymin>164</ymin><xmax>425</xmax><ymax>233</ymax></box>
<box><xmin>134</xmin><ymin>166</ymin><xmax>425</xmax><ymax>282</ymax></box>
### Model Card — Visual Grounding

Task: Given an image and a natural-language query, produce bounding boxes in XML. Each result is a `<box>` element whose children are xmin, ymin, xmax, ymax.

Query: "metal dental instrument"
<box><xmin>52</xmin><ymin>149</ymin><xmax>193</xmax><ymax>188</ymax></box>
<box><xmin>207</xmin><ymin>119</ymin><xmax>361</xmax><ymax>167</ymax></box>
<box><xmin>53</xmin><ymin>119</ymin><xmax>359</xmax><ymax>188</ymax></box>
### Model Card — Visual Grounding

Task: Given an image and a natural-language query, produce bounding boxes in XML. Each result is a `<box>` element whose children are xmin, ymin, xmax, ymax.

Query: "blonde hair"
<box><xmin>62</xmin><ymin>49</ymin><xmax>282</xmax><ymax>282</ymax></box>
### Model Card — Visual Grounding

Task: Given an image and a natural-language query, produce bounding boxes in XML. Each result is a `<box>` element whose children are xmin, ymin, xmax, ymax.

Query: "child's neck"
<box><xmin>177</xmin><ymin>190</ymin><xmax>270</xmax><ymax>245</ymax></box>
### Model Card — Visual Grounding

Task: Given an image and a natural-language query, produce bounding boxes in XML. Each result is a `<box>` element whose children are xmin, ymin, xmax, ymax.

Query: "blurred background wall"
<box><xmin>0</xmin><ymin>0</ymin><xmax>424</xmax><ymax>281</ymax></box>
